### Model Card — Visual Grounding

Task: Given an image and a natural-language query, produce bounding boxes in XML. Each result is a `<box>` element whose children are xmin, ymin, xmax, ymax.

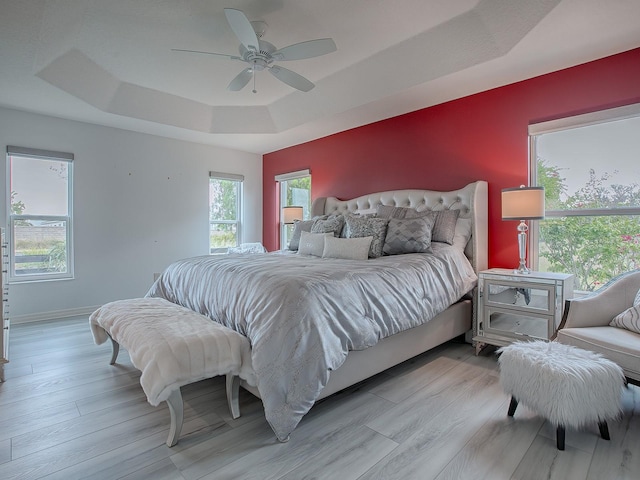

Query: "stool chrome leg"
<box><xmin>507</xmin><ymin>396</ymin><xmax>518</xmax><ymax>416</ymax></box>
<box><xmin>556</xmin><ymin>425</ymin><xmax>565</xmax><ymax>450</ymax></box>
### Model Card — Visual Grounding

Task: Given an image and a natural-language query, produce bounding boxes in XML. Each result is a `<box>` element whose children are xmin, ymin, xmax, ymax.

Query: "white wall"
<box><xmin>0</xmin><ymin>107</ymin><xmax>262</xmax><ymax>321</ymax></box>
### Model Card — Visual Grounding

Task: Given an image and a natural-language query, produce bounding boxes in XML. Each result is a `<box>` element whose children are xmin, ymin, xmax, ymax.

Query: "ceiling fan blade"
<box><xmin>272</xmin><ymin>38</ymin><xmax>337</xmax><ymax>61</ymax></box>
<box><xmin>224</xmin><ymin>8</ymin><xmax>260</xmax><ymax>53</ymax></box>
<box><xmin>269</xmin><ymin>65</ymin><xmax>315</xmax><ymax>92</ymax></box>
<box><xmin>172</xmin><ymin>48</ymin><xmax>241</xmax><ymax>61</ymax></box>
<box><xmin>227</xmin><ymin>68</ymin><xmax>253</xmax><ymax>91</ymax></box>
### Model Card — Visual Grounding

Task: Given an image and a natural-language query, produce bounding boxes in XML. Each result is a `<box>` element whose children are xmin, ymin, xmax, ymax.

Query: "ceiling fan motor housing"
<box><xmin>240</xmin><ymin>41</ymin><xmax>276</xmax><ymax>71</ymax></box>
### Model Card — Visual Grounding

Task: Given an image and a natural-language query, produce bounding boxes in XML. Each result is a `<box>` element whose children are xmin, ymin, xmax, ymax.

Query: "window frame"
<box><xmin>529</xmin><ymin>103</ymin><xmax>640</xmax><ymax>280</ymax></box>
<box><xmin>275</xmin><ymin>169</ymin><xmax>311</xmax><ymax>249</ymax></box>
<box><xmin>6</xmin><ymin>146</ymin><xmax>74</xmax><ymax>283</ymax></box>
<box><xmin>209</xmin><ymin>171</ymin><xmax>243</xmax><ymax>254</ymax></box>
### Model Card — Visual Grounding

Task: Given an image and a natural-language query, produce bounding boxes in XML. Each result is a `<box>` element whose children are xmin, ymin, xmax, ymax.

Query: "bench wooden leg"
<box><xmin>108</xmin><ymin>335</ymin><xmax>120</xmax><ymax>365</ymax></box>
<box><xmin>165</xmin><ymin>388</ymin><xmax>184</xmax><ymax>447</ymax></box>
<box><xmin>226</xmin><ymin>374</ymin><xmax>241</xmax><ymax>419</ymax></box>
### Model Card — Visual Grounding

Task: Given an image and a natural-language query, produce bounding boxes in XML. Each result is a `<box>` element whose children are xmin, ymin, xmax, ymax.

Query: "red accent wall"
<box><xmin>263</xmin><ymin>47</ymin><xmax>640</xmax><ymax>266</ymax></box>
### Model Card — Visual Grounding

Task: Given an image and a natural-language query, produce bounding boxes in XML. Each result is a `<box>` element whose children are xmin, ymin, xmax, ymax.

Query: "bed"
<box><xmin>146</xmin><ymin>180</ymin><xmax>488</xmax><ymax>441</ymax></box>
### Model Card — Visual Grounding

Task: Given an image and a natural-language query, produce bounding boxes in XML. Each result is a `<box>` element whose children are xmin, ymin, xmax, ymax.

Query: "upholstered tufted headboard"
<box><xmin>311</xmin><ymin>181</ymin><xmax>488</xmax><ymax>273</ymax></box>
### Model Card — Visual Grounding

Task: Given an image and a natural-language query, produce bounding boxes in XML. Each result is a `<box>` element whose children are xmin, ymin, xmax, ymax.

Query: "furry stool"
<box><xmin>498</xmin><ymin>340</ymin><xmax>624</xmax><ymax>450</ymax></box>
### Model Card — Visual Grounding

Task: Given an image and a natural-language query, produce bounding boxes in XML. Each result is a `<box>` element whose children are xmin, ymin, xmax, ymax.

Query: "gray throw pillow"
<box><xmin>377</xmin><ymin>205</ymin><xmax>460</xmax><ymax>245</ymax></box>
<box><xmin>344</xmin><ymin>214</ymin><xmax>389</xmax><ymax>258</ymax></box>
<box><xmin>383</xmin><ymin>216</ymin><xmax>435</xmax><ymax>255</ymax></box>
<box><xmin>288</xmin><ymin>219</ymin><xmax>315</xmax><ymax>250</ymax></box>
<box><xmin>311</xmin><ymin>214</ymin><xmax>345</xmax><ymax>237</ymax></box>
<box><xmin>405</xmin><ymin>209</ymin><xmax>460</xmax><ymax>245</ymax></box>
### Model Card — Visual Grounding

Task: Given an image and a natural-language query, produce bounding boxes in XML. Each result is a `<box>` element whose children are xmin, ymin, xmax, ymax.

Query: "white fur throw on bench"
<box><xmin>90</xmin><ymin>297</ymin><xmax>256</xmax><ymax>446</ymax></box>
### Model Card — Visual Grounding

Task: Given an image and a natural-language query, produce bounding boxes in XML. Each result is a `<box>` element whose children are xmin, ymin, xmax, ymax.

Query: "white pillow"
<box><xmin>609</xmin><ymin>287</ymin><xmax>640</xmax><ymax>334</ymax></box>
<box><xmin>298</xmin><ymin>231</ymin><xmax>333</xmax><ymax>257</ymax></box>
<box><xmin>322</xmin><ymin>235</ymin><xmax>373</xmax><ymax>260</ymax></box>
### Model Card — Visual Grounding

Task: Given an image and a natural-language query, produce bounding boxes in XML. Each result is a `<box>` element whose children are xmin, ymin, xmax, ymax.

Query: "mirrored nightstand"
<box><xmin>473</xmin><ymin>268</ymin><xmax>574</xmax><ymax>353</ymax></box>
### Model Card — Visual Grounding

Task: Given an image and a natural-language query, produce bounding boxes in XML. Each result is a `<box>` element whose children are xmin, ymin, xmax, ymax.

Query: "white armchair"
<box><xmin>555</xmin><ymin>269</ymin><xmax>640</xmax><ymax>385</ymax></box>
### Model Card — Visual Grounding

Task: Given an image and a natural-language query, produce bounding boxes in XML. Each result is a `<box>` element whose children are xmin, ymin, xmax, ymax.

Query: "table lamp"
<box><xmin>502</xmin><ymin>186</ymin><xmax>545</xmax><ymax>274</ymax></box>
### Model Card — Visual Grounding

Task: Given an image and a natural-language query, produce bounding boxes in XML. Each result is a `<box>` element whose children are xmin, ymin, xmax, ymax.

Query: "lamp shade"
<box><xmin>282</xmin><ymin>206</ymin><xmax>304</xmax><ymax>224</ymax></box>
<box><xmin>502</xmin><ymin>186</ymin><xmax>545</xmax><ymax>220</ymax></box>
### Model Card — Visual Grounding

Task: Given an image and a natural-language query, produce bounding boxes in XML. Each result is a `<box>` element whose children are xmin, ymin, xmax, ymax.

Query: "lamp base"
<box><xmin>515</xmin><ymin>222</ymin><xmax>530</xmax><ymax>274</ymax></box>
<box><xmin>514</xmin><ymin>263</ymin><xmax>531</xmax><ymax>275</ymax></box>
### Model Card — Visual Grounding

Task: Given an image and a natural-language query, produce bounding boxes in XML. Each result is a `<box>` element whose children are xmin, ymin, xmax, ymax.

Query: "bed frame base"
<box><xmin>236</xmin><ymin>299</ymin><xmax>471</xmax><ymax>412</ymax></box>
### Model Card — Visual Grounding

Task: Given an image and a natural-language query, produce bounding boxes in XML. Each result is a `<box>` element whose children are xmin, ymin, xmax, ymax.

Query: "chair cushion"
<box><xmin>557</xmin><ymin>326</ymin><xmax>640</xmax><ymax>381</ymax></box>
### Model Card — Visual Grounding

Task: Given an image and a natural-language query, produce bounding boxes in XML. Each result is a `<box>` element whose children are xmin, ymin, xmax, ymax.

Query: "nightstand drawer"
<box><xmin>483</xmin><ymin>306</ymin><xmax>552</xmax><ymax>341</ymax></box>
<box><xmin>484</xmin><ymin>281</ymin><xmax>555</xmax><ymax>316</ymax></box>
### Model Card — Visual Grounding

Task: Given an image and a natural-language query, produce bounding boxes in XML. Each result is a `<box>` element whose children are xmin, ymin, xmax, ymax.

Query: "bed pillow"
<box><xmin>452</xmin><ymin>217</ymin><xmax>473</xmax><ymax>251</ymax></box>
<box><xmin>322</xmin><ymin>236</ymin><xmax>373</xmax><ymax>261</ymax></box>
<box><xmin>377</xmin><ymin>206</ymin><xmax>460</xmax><ymax>245</ymax></box>
<box><xmin>383</xmin><ymin>215</ymin><xmax>434</xmax><ymax>255</ymax></box>
<box><xmin>298</xmin><ymin>231</ymin><xmax>333</xmax><ymax>257</ymax></box>
<box><xmin>404</xmin><ymin>209</ymin><xmax>459</xmax><ymax>245</ymax></box>
<box><xmin>344</xmin><ymin>214</ymin><xmax>389</xmax><ymax>258</ymax></box>
<box><xmin>311</xmin><ymin>214</ymin><xmax>345</xmax><ymax>237</ymax></box>
<box><xmin>609</xmin><ymin>288</ymin><xmax>640</xmax><ymax>334</ymax></box>
<box><xmin>288</xmin><ymin>219</ymin><xmax>315</xmax><ymax>251</ymax></box>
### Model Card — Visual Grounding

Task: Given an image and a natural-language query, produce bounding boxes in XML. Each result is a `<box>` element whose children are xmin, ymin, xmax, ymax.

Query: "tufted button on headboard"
<box><xmin>310</xmin><ymin>181</ymin><xmax>488</xmax><ymax>273</ymax></box>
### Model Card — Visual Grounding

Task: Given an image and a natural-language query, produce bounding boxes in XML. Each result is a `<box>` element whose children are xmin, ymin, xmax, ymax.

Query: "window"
<box><xmin>275</xmin><ymin>169</ymin><xmax>312</xmax><ymax>248</ymax></box>
<box><xmin>530</xmin><ymin>104</ymin><xmax>640</xmax><ymax>292</ymax></box>
<box><xmin>7</xmin><ymin>146</ymin><xmax>74</xmax><ymax>282</ymax></box>
<box><xmin>209</xmin><ymin>171</ymin><xmax>243</xmax><ymax>253</ymax></box>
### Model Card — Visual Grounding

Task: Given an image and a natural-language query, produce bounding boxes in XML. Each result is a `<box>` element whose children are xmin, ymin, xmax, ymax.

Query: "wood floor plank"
<box><xmin>2</xmin><ymin>316</ymin><xmax>638</xmax><ymax>480</ymax></box>
<box><xmin>585</xmin><ymin>384</ymin><xmax>640</xmax><ymax>480</ymax></box>
<box><xmin>0</xmin><ymin>438</ymin><xmax>11</xmax><ymax>466</ymax></box>
<box><xmin>511</xmin><ymin>436</ymin><xmax>592</xmax><ymax>480</ymax></box>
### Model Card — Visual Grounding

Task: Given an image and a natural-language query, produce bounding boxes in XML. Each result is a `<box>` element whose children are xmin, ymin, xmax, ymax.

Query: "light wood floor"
<box><xmin>0</xmin><ymin>317</ymin><xmax>638</xmax><ymax>480</ymax></box>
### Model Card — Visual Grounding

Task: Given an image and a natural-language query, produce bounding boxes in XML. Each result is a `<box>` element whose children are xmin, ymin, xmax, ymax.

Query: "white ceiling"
<box><xmin>1</xmin><ymin>0</ymin><xmax>639</xmax><ymax>155</ymax></box>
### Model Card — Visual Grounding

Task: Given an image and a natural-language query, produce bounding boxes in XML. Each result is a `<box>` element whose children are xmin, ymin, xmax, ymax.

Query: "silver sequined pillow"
<box><xmin>311</xmin><ymin>214</ymin><xmax>345</xmax><ymax>237</ymax></box>
<box><xmin>383</xmin><ymin>216</ymin><xmax>435</xmax><ymax>255</ymax></box>
<box><xmin>344</xmin><ymin>214</ymin><xmax>389</xmax><ymax>258</ymax></box>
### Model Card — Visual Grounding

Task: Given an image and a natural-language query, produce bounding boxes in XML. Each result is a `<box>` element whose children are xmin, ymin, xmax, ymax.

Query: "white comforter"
<box><xmin>146</xmin><ymin>243</ymin><xmax>477</xmax><ymax>441</ymax></box>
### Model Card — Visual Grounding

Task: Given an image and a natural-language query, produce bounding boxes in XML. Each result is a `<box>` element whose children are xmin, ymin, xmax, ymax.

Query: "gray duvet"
<box><xmin>146</xmin><ymin>243</ymin><xmax>477</xmax><ymax>441</ymax></box>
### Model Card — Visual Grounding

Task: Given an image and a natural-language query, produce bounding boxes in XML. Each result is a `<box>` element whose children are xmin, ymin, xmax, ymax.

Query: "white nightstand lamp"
<box><xmin>502</xmin><ymin>186</ymin><xmax>545</xmax><ymax>274</ymax></box>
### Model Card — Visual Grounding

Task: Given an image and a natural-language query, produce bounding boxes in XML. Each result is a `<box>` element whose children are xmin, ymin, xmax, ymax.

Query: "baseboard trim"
<box><xmin>11</xmin><ymin>306</ymin><xmax>100</xmax><ymax>324</ymax></box>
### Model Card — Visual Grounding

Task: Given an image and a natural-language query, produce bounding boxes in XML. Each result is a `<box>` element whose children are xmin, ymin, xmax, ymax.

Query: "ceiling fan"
<box><xmin>173</xmin><ymin>8</ymin><xmax>337</xmax><ymax>93</ymax></box>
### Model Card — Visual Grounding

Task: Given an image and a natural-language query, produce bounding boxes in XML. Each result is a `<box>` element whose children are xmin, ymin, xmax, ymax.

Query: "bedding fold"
<box><xmin>146</xmin><ymin>243</ymin><xmax>476</xmax><ymax>441</ymax></box>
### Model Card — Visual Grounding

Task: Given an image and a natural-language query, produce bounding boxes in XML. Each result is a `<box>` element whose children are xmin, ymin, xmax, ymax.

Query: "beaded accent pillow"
<box><xmin>343</xmin><ymin>214</ymin><xmax>389</xmax><ymax>258</ymax></box>
<box><xmin>311</xmin><ymin>214</ymin><xmax>345</xmax><ymax>237</ymax></box>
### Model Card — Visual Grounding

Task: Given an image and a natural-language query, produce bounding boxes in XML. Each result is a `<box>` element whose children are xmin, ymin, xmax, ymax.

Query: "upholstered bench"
<box><xmin>498</xmin><ymin>340</ymin><xmax>624</xmax><ymax>450</ymax></box>
<box><xmin>90</xmin><ymin>298</ymin><xmax>256</xmax><ymax>447</ymax></box>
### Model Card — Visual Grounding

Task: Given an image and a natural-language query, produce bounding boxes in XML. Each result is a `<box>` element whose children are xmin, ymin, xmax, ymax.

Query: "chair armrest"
<box><xmin>561</xmin><ymin>269</ymin><xmax>640</xmax><ymax>329</ymax></box>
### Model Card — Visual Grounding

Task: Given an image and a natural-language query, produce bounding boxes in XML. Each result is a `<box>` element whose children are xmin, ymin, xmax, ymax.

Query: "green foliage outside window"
<box><xmin>537</xmin><ymin>160</ymin><xmax>640</xmax><ymax>291</ymax></box>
